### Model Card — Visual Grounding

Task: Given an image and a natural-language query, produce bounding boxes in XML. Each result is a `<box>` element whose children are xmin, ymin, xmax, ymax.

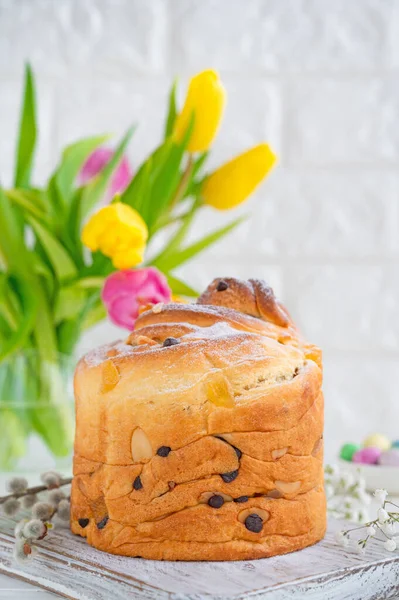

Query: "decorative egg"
<box><xmin>379</xmin><ymin>449</ymin><xmax>399</xmax><ymax>467</ymax></box>
<box><xmin>363</xmin><ymin>433</ymin><xmax>391</xmax><ymax>452</ymax></box>
<box><xmin>353</xmin><ymin>447</ymin><xmax>381</xmax><ymax>465</ymax></box>
<box><xmin>392</xmin><ymin>440</ymin><xmax>399</xmax><ymax>449</ymax></box>
<box><xmin>340</xmin><ymin>443</ymin><xmax>360</xmax><ymax>462</ymax></box>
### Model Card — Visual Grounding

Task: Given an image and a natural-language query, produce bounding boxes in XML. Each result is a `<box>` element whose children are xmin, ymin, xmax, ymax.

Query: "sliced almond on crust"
<box><xmin>271</xmin><ymin>447</ymin><xmax>288</xmax><ymax>460</ymax></box>
<box><xmin>312</xmin><ymin>438</ymin><xmax>323</xmax><ymax>456</ymax></box>
<box><xmin>131</xmin><ymin>428</ymin><xmax>153</xmax><ymax>463</ymax></box>
<box><xmin>275</xmin><ymin>480</ymin><xmax>301</xmax><ymax>495</ymax></box>
<box><xmin>218</xmin><ymin>433</ymin><xmax>234</xmax><ymax>443</ymax></box>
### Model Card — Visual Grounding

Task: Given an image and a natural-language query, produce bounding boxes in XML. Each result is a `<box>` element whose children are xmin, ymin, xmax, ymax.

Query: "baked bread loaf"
<box><xmin>71</xmin><ymin>277</ymin><xmax>326</xmax><ymax>561</ymax></box>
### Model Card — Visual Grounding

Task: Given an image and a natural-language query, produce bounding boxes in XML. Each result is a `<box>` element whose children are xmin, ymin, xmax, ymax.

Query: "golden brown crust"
<box><xmin>71</xmin><ymin>277</ymin><xmax>325</xmax><ymax>560</ymax></box>
<box><xmin>197</xmin><ymin>277</ymin><xmax>292</xmax><ymax>327</ymax></box>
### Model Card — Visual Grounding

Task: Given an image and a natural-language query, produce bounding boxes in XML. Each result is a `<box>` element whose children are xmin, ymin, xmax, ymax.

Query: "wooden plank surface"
<box><xmin>0</xmin><ymin>515</ymin><xmax>398</xmax><ymax>600</ymax></box>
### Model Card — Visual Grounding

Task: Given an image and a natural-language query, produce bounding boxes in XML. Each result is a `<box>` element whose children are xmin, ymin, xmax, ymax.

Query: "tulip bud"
<box><xmin>174</xmin><ymin>70</ymin><xmax>226</xmax><ymax>153</ymax></box>
<box><xmin>201</xmin><ymin>143</ymin><xmax>276</xmax><ymax>210</ymax></box>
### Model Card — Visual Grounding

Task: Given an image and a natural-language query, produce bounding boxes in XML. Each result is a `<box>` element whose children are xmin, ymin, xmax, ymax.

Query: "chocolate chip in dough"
<box><xmin>157</xmin><ymin>445</ymin><xmax>171</xmax><ymax>457</ymax></box>
<box><xmin>234</xmin><ymin>496</ymin><xmax>249</xmax><ymax>503</ymax></box>
<box><xmin>78</xmin><ymin>518</ymin><xmax>89</xmax><ymax>528</ymax></box>
<box><xmin>163</xmin><ymin>337</ymin><xmax>179</xmax><ymax>347</ymax></box>
<box><xmin>244</xmin><ymin>514</ymin><xmax>263</xmax><ymax>533</ymax></box>
<box><xmin>96</xmin><ymin>516</ymin><xmax>109</xmax><ymax>530</ymax></box>
<box><xmin>220</xmin><ymin>469</ymin><xmax>239</xmax><ymax>483</ymax></box>
<box><xmin>133</xmin><ymin>476</ymin><xmax>143</xmax><ymax>490</ymax></box>
<box><xmin>216</xmin><ymin>280</ymin><xmax>228</xmax><ymax>292</ymax></box>
<box><xmin>208</xmin><ymin>495</ymin><xmax>224</xmax><ymax>509</ymax></box>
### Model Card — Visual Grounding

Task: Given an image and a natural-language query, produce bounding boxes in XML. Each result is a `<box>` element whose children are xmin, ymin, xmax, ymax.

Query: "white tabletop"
<box><xmin>0</xmin><ymin>573</ymin><xmax>59</xmax><ymax>598</ymax></box>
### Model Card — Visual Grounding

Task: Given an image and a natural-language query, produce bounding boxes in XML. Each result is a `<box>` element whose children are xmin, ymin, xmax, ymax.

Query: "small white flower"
<box><xmin>335</xmin><ymin>530</ymin><xmax>349</xmax><ymax>547</ymax></box>
<box><xmin>325</xmin><ymin>464</ymin><xmax>339</xmax><ymax>476</ymax></box>
<box><xmin>343</xmin><ymin>497</ymin><xmax>355</xmax><ymax>510</ymax></box>
<box><xmin>32</xmin><ymin>502</ymin><xmax>53</xmax><ymax>521</ymax></box>
<box><xmin>325</xmin><ymin>483</ymin><xmax>334</xmax><ymax>499</ymax></box>
<box><xmin>384</xmin><ymin>539</ymin><xmax>397</xmax><ymax>552</ymax></box>
<box><xmin>340</xmin><ymin>472</ymin><xmax>354</xmax><ymax>488</ymax></box>
<box><xmin>356</xmin><ymin>490</ymin><xmax>372</xmax><ymax>506</ymax></box>
<box><xmin>367</xmin><ymin>525</ymin><xmax>376</xmax><ymax>537</ymax></box>
<box><xmin>40</xmin><ymin>471</ymin><xmax>61</xmax><ymax>489</ymax></box>
<box><xmin>374</xmin><ymin>489</ymin><xmax>388</xmax><ymax>505</ymax></box>
<box><xmin>356</xmin><ymin>475</ymin><xmax>366</xmax><ymax>490</ymax></box>
<box><xmin>378</xmin><ymin>508</ymin><xmax>389</xmax><ymax>524</ymax></box>
<box><xmin>358</xmin><ymin>509</ymin><xmax>370</xmax><ymax>524</ymax></box>
<box><xmin>382</xmin><ymin>521</ymin><xmax>396</xmax><ymax>536</ymax></box>
<box><xmin>57</xmin><ymin>500</ymin><xmax>70</xmax><ymax>522</ymax></box>
<box><xmin>347</xmin><ymin>509</ymin><xmax>360</xmax><ymax>523</ymax></box>
<box><xmin>7</xmin><ymin>477</ymin><xmax>28</xmax><ymax>495</ymax></box>
<box><xmin>2</xmin><ymin>498</ymin><xmax>21</xmax><ymax>517</ymax></box>
<box><xmin>23</xmin><ymin>519</ymin><xmax>47</xmax><ymax>541</ymax></box>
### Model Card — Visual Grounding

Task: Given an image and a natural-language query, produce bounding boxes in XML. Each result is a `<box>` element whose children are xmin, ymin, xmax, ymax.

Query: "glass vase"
<box><xmin>0</xmin><ymin>350</ymin><xmax>75</xmax><ymax>473</ymax></box>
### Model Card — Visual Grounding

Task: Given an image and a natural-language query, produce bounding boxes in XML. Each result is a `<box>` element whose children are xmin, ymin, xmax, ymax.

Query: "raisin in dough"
<box><xmin>71</xmin><ymin>277</ymin><xmax>326</xmax><ymax>561</ymax></box>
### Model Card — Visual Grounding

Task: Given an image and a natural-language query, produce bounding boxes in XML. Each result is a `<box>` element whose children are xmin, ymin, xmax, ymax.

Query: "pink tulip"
<box><xmin>79</xmin><ymin>148</ymin><xmax>132</xmax><ymax>200</ymax></box>
<box><xmin>102</xmin><ymin>267</ymin><xmax>172</xmax><ymax>330</ymax></box>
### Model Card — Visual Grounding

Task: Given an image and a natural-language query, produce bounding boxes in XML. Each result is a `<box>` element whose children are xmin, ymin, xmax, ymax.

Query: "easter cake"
<box><xmin>71</xmin><ymin>277</ymin><xmax>326</xmax><ymax>561</ymax></box>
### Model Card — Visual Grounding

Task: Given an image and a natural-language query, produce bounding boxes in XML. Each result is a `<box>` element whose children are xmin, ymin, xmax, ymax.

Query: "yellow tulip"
<box><xmin>81</xmin><ymin>202</ymin><xmax>148</xmax><ymax>270</ymax></box>
<box><xmin>173</xmin><ymin>69</ymin><xmax>226</xmax><ymax>153</ymax></box>
<box><xmin>201</xmin><ymin>144</ymin><xmax>277</xmax><ymax>210</ymax></box>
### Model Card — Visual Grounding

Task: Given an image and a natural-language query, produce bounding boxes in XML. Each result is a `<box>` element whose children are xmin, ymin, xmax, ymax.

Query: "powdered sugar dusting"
<box><xmin>83</xmin><ymin>341</ymin><xmax>133</xmax><ymax>368</ymax></box>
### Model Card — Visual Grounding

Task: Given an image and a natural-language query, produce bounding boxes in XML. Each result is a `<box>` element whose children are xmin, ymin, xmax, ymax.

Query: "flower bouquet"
<box><xmin>0</xmin><ymin>66</ymin><xmax>276</xmax><ymax>469</ymax></box>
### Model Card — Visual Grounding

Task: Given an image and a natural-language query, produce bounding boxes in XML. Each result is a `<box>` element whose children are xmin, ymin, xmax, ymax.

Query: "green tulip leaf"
<box><xmin>14</xmin><ymin>64</ymin><xmax>37</xmax><ymax>188</ymax></box>
<box><xmin>54</xmin><ymin>286</ymin><xmax>86</xmax><ymax>324</ymax></box>
<box><xmin>164</xmin><ymin>78</ymin><xmax>178</xmax><ymax>139</ymax></box>
<box><xmin>0</xmin><ymin>411</ymin><xmax>27</xmax><ymax>469</ymax></box>
<box><xmin>55</xmin><ymin>134</ymin><xmax>110</xmax><ymax>204</ymax></box>
<box><xmin>0</xmin><ymin>276</ymin><xmax>38</xmax><ymax>361</ymax></box>
<box><xmin>154</xmin><ymin>216</ymin><xmax>245</xmax><ymax>272</ymax></box>
<box><xmin>122</xmin><ymin>116</ymin><xmax>194</xmax><ymax>233</ymax></box>
<box><xmin>28</xmin><ymin>217</ymin><xmax>78</xmax><ymax>281</ymax></box>
<box><xmin>0</xmin><ymin>186</ymin><xmax>27</xmax><ymax>271</ymax></box>
<box><xmin>6</xmin><ymin>188</ymin><xmax>48</xmax><ymax>221</ymax></box>
<box><xmin>166</xmin><ymin>274</ymin><xmax>198</xmax><ymax>297</ymax></box>
<box><xmin>81</xmin><ymin>297</ymin><xmax>107</xmax><ymax>330</ymax></box>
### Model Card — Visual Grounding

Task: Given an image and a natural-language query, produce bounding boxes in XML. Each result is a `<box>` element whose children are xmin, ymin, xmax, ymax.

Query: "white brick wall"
<box><xmin>1</xmin><ymin>0</ymin><xmax>398</xmax><ymax>460</ymax></box>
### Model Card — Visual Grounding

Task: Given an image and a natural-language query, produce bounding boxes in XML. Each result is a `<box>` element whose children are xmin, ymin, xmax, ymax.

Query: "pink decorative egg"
<box><xmin>352</xmin><ymin>447</ymin><xmax>381</xmax><ymax>465</ymax></box>
<box><xmin>379</xmin><ymin>449</ymin><xmax>399</xmax><ymax>467</ymax></box>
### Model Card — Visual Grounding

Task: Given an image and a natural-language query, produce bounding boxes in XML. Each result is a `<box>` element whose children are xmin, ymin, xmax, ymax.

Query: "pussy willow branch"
<box><xmin>0</xmin><ymin>478</ymin><xmax>72</xmax><ymax>505</ymax></box>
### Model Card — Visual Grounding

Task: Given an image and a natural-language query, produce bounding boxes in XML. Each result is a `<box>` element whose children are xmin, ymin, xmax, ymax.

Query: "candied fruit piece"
<box><xmin>101</xmin><ymin>359</ymin><xmax>120</xmax><ymax>392</ymax></box>
<box><xmin>206</xmin><ymin>372</ymin><xmax>234</xmax><ymax>408</ymax></box>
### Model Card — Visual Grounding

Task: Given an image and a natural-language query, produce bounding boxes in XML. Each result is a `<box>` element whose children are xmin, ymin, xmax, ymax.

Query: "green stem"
<box><xmin>169</xmin><ymin>154</ymin><xmax>194</xmax><ymax>210</ymax></box>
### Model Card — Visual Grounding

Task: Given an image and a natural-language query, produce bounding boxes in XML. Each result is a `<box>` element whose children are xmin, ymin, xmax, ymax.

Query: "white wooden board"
<box><xmin>0</xmin><ymin>515</ymin><xmax>398</xmax><ymax>600</ymax></box>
